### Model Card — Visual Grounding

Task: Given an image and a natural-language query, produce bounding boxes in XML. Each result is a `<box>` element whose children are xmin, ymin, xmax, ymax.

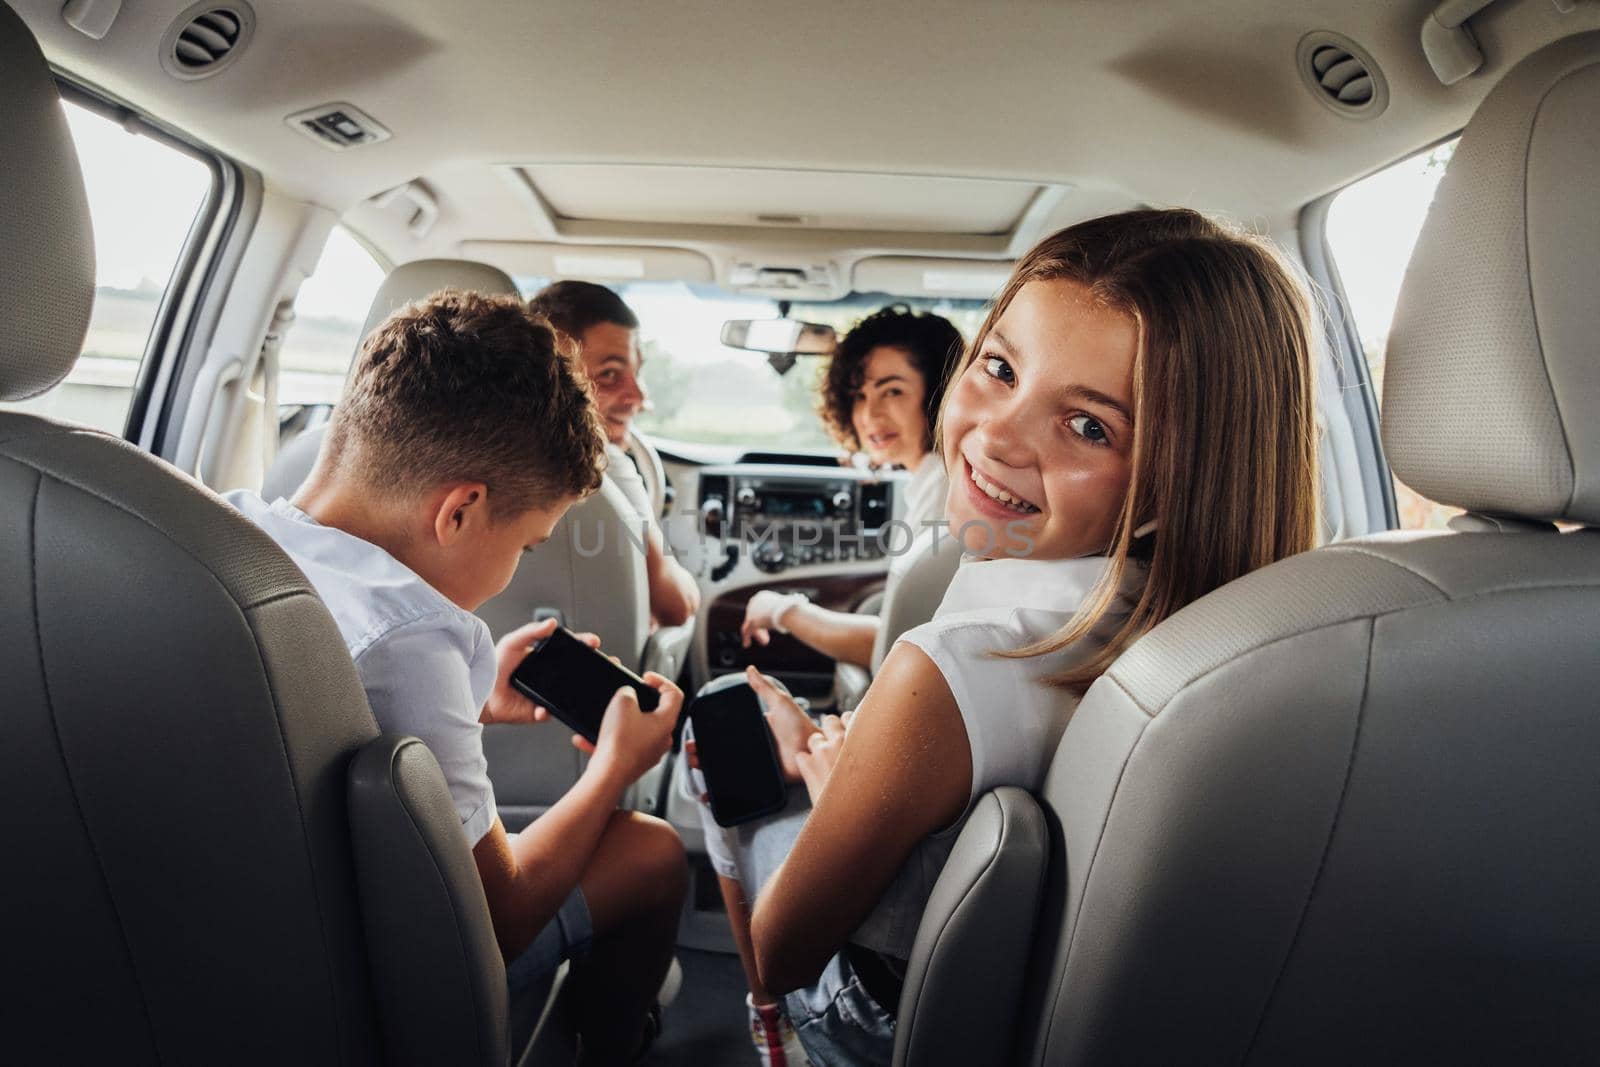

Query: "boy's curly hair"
<box><xmin>819</xmin><ymin>305</ymin><xmax>965</xmax><ymax>455</ymax></box>
<box><xmin>327</xmin><ymin>288</ymin><xmax>606</xmax><ymax>517</ymax></box>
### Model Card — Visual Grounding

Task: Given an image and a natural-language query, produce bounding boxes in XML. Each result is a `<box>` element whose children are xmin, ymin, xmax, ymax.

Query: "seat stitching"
<box><xmin>28</xmin><ymin>473</ymin><xmax>165</xmax><ymax>1058</ymax></box>
<box><xmin>1323</xmin><ymin>545</ymin><xmax>1449</xmax><ymax>594</ymax></box>
<box><xmin>1522</xmin><ymin>63</ymin><xmax>1590</xmax><ymax>516</ymax></box>
<box><xmin>239</xmin><ymin>597</ymin><xmax>356</xmax><ymax>1058</ymax></box>
<box><xmin>1037</xmin><ymin>698</ymin><xmax>1150</xmax><ymax>1062</ymax></box>
<box><xmin>0</xmin><ymin>452</ymin><xmax>313</xmax><ymax>611</ymax></box>
<box><xmin>1101</xmin><ymin>668</ymin><xmax>1157</xmax><ymax>718</ymax></box>
<box><xmin>1239</xmin><ymin>618</ymin><xmax>1375</xmax><ymax>1064</ymax></box>
<box><xmin>379</xmin><ymin>739</ymin><xmax>488</xmax><ymax>1064</ymax></box>
<box><xmin>902</xmin><ymin>790</ymin><xmax>998</xmax><ymax>1062</ymax></box>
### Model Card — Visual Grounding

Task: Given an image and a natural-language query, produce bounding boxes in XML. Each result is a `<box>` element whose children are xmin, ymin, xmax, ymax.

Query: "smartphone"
<box><xmin>690</xmin><ymin>681</ymin><xmax>788</xmax><ymax>828</ymax></box>
<box><xmin>509</xmin><ymin>626</ymin><xmax>660</xmax><ymax>744</ymax></box>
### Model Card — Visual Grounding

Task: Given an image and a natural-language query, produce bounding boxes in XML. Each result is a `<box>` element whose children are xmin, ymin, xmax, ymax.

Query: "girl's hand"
<box><xmin>795</xmin><ymin>714</ymin><xmax>846</xmax><ymax>805</ymax></box>
<box><xmin>746</xmin><ymin>666</ymin><xmax>820</xmax><ymax>782</ymax></box>
<box><xmin>480</xmin><ymin>620</ymin><xmax>602</xmax><ymax>724</ymax></box>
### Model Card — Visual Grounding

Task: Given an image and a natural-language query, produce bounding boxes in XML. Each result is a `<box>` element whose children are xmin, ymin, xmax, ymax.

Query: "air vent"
<box><xmin>285</xmin><ymin>103</ymin><xmax>393</xmax><ymax>151</ymax></box>
<box><xmin>161</xmin><ymin>1</ymin><xmax>254</xmax><ymax>81</ymax></box>
<box><xmin>1297</xmin><ymin>32</ymin><xmax>1388</xmax><ymax>119</ymax></box>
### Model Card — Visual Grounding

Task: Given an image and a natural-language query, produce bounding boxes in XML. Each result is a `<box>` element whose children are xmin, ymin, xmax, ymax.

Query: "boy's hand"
<box><xmin>746</xmin><ymin>666</ymin><xmax>820</xmax><ymax>783</ymax></box>
<box><xmin>579</xmin><ymin>672</ymin><xmax>682</xmax><ymax>787</ymax></box>
<box><xmin>480</xmin><ymin>619</ymin><xmax>602</xmax><ymax>725</ymax></box>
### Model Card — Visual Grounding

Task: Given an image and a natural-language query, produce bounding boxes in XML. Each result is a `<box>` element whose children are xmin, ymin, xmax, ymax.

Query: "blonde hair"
<box><xmin>944</xmin><ymin>209</ymin><xmax>1319</xmax><ymax>692</ymax></box>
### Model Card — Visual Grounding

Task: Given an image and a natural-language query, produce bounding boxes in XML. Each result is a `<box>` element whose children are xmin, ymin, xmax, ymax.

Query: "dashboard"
<box><xmin>696</xmin><ymin>463</ymin><xmax>895</xmax><ymax>574</ymax></box>
<box><xmin>666</xmin><ymin>461</ymin><xmax>910</xmax><ymax>701</ymax></box>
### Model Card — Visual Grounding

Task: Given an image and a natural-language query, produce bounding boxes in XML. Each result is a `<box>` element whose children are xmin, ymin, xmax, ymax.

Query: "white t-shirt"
<box><xmin>899</xmin><ymin>452</ymin><xmax>947</xmax><ymax>531</ymax></box>
<box><xmin>887</xmin><ymin>455</ymin><xmax>950</xmax><ymax>583</ymax></box>
<box><xmin>225</xmin><ymin>491</ymin><xmax>500</xmax><ymax>847</ymax></box>
<box><xmin>605</xmin><ymin>441</ymin><xmax>653</xmax><ymax>525</ymax></box>
<box><xmin>851</xmin><ymin>553</ymin><xmax>1144</xmax><ymax>960</ymax></box>
<box><xmin>900</xmin><ymin>555</ymin><xmax>1142</xmax><ymax>805</ymax></box>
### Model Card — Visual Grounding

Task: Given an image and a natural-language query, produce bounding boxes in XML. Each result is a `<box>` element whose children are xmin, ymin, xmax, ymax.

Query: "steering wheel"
<box><xmin>625</xmin><ymin>428</ymin><xmax>668</xmax><ymax>519</ymax></box>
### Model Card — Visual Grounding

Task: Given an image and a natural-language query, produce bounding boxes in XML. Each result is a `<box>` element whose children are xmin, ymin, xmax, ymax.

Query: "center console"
<box><xmin>684</xmin><ymin>463</ymin><xmax>905</xmax><ymax>688</ymax></box>
<box><xmin>696</xmin><ymin>464</ymin><xmax>895</xmax><ymax>573</ymax></box>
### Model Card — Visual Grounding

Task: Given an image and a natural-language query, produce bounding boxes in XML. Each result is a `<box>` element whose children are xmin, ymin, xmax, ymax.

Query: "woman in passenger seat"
<box><xmin>700</xmin><ymin>208</ymin><xmax>1320</xmax><ymax>1066</ymax></box>
<box><xmin>739</xmin><ymin>305</ymin><xmax>964</xmax><ymax>668</ymax></box>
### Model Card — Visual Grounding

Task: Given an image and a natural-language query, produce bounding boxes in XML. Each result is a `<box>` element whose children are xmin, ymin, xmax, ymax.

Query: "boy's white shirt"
<box><xmin>226</xmin><ymin>490</ymin><xmax>499</xmax><ymax>846</ymax></box>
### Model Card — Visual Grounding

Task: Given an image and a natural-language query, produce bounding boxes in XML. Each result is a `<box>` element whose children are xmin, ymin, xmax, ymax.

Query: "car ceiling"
<box><xmin>15</xmin><ymin>0</ymin><xmax>1600</xmax><ymax>292</ymax></box>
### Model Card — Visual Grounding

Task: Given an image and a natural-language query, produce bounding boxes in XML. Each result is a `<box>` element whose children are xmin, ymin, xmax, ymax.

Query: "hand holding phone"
<box><xmin>689</xmin><ymin>676</ymin><xmax>789</xmax><ymax>827</ymax></box>
<box><xmin>509</xmin><ymin>625</ymin><xmax>660</xmax><ymax>744</ymax></box>
<box><xmin>587</xmin><ymin>675</ymin><xmax>680</xmax><ymax>786</ymax></box>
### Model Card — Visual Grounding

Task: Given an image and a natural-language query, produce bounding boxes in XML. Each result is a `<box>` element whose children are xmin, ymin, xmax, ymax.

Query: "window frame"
<box><xmin>1299</xmin><ymin>192</ymin><xmax>1398</xmax><ymax>532</ymax></box>
<box><xmin>275</xmin><ymin>221</ymin><xmax>391</xmax><ymax>415</ymax></box>
<box><xmin>1304</xmin><ymin>131</ymin><xmax>1466</xmax><ymax>534</ymax></box>
<box><xmin>53</xmin><ymin>75</ymin><xmax>241</xmax><ymax>447</ymax></box>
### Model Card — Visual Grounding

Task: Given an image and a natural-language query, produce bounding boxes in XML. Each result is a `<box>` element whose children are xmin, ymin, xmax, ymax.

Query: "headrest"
<box><xmin>1385</xmin><ymin>32</ymin><xmax>1600</xmax><ymax>526</ymax></box>
<box><xmin>0</xmin><ymin>3</ymin><xmax>95</xmax><ymax>402</ymax></box>
<box><xmin>355</xmin><ymin>258</ymin><xmax>520</xmax><ymax>347</ymax></box>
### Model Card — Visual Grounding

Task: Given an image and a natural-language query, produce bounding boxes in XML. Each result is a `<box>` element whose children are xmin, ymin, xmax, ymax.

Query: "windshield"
<box><xmin>517</xmin><ymin>280</ymin><xmax>989</xmax><ymax>451</ymax></box>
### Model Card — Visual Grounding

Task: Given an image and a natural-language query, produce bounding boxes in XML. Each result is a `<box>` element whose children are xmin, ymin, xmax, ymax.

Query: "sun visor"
<box><xmin>457</xmin><ymin>241</ymin><xmax>715</xmax><ymax>283</ymax></box>
<box><xmin>851</xmin><ymin>257</ymin><xmax>1010</xmax><ymax>300</ymax></box>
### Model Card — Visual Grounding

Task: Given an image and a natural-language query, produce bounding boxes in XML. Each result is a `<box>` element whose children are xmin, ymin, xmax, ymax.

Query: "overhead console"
<box><xmin>697</xmin><ymin>464</ymin><xmax>894</xmax><ymax>574</ymax></box>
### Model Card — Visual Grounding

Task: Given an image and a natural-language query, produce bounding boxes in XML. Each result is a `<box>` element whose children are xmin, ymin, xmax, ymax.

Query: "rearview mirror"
<box><xmin>721</xmin><ymin>318</ymin><xmax>837</xmax><ymax>355</ymax></box>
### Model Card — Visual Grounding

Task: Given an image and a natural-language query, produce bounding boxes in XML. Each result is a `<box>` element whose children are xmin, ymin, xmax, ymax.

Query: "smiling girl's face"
<box><xmin>941</xmin><ymin>278</ymin><xmax>1139</xmax><ymax>560</ymax></box>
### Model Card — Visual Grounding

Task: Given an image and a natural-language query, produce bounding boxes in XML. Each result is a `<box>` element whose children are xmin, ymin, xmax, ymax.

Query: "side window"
<box><xmin>277</xmin><ymin>225</ymin><xmax>385</xmax><ymax>442</ymax></box>
<box><xmin>1325</xmin><ymin>141</ymin><xmax>1461</xmax><ymax>530</ymax></box>
<box><xmin>1</xmin><ymin>99</ymin><xmax>213</xmax><ymax>434</ymax></box>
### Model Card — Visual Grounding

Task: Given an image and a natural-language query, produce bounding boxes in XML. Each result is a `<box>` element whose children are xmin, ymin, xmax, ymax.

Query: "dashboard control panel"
<box><xmin>697</xmin><ymin>464</ymin><xmax>894</xmax><ymax>574</ymax></box>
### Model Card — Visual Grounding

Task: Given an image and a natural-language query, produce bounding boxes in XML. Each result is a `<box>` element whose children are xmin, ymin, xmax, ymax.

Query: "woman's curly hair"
<box><xmin>819</xmin><ymin>304</ymin><xmax>966</xmax><ymax>456</ymax></box>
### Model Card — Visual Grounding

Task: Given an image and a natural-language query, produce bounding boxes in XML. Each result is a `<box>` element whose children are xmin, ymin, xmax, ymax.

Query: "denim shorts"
<box><xmin>784</xmin><ymin>952</ymin><xmax>897</xmax><ymax>1067</ymax></box>
<box><xmin>505</xmin><ymin>885</ymin><xmax>593</xmax><ymax>994</ymax></box>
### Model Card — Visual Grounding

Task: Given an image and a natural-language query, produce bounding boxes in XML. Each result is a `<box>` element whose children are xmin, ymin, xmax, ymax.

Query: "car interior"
<box><xmin>3</xmin><ymin>0</ymin><xmax>1598</xmax><ymax>1063</ymax></box>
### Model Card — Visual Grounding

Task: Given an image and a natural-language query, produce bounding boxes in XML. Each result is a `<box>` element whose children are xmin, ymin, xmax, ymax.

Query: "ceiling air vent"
<box><xmin>161</xmin><ymin>1</ymin><xmax>254</xmax><ymax>80</ymax></box>
<box><xmin>1297</xmin><ymin>31</ymin><xmax>1388</xmax><ymax>119</ymax></box>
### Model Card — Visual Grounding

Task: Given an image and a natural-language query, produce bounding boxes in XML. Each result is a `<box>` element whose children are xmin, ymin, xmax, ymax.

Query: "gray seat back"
<box><xmin>0</xmin><ymin>11</ymin><xmax>504</xmax><ymax>1061</ymax></box>
<box><xmin>893</xmin><ymin>788</ymin><xmax>1048</xmax><ymax>1067</ymax></box>
<box><xmin>1021</xmin><ymin>32</ymin><xmax>1600</xmax><ymax>1065</ymax></box>
<box><xmin>477</xmin><ymin>476</ymin><xmax>651</xmax><ymax>822</ymax></box>
<box><xmin>872</xmin><ymin>529</ymin><xmax>964</xmax><ymax>673</ymax></box>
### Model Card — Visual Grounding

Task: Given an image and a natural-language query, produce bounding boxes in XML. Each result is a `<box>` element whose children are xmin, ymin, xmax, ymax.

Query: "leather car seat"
<box><xmin>1010</xmin><ymin>31</ymin><xmax>1600</xmax><ymax>1066</ymax></box>
<box><xmin>0</xmin><ymin>7</ymin><xmax>506</xmax><ymax>1063</ymax></box>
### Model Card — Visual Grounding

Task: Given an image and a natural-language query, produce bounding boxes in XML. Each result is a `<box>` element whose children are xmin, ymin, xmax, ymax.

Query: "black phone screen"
<box><xmin>509</xmin><ymin>627</ymin><xmax>659</xmax><ymax>744</ymax></box>
<box><xmin>691</xmin><ymin>683</ymin><xmax>787</xmax><ymax>827</ymax></box>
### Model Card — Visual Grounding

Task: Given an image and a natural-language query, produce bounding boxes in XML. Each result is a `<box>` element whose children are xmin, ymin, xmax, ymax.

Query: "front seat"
<box><xmin>1009</xmin><ymin>32</ymin><xmax>1600</xmax><ymax>1065</ymax></box>
<box><xmin>0</xmin><ymin>7</ymin><xmax>505</xmax><ymax>1065</ymax></box>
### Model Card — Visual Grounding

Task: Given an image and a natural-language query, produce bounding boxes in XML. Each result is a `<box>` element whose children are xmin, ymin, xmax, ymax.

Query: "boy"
<box><xmin>527</xmin><ymin>281</ymin><xmax>700</xmax><ymax>628</ymax></box>
<box><xmin>228</xmin><ymin>289</ymin><xmax>684</xmax><ymax>1064</ymax></box>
